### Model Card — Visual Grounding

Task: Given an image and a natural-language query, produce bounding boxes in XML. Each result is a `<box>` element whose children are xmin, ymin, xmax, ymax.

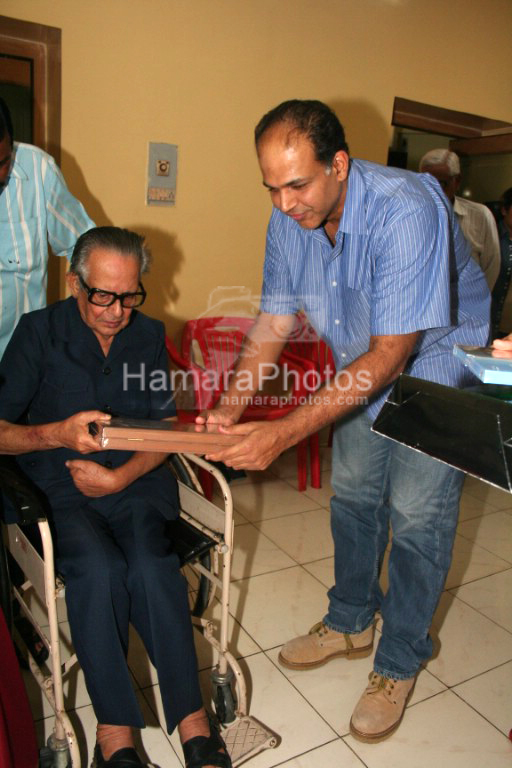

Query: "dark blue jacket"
<box><xmin>0</xmin><ymin>297</ymin><xmax>178</xmax><ymax>515</ymax></box>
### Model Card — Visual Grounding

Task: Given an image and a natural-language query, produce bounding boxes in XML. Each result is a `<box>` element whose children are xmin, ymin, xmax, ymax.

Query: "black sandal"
<box><xmin>92</xmin><ymin>744</ymin><xmax>147</xmax><ymax>767</ymax></box>
<box><xmin>182</xmin><ymin>714</ymin><xmax>232</xmax><ymax>768</ymax></box>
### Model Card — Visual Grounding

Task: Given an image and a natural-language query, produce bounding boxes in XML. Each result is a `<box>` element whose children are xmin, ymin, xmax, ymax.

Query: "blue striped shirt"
<box><xmin>260</xmin><ymin>159</ymin><xmax>490</xmax><ymax>418</ymax></box>
<box><xmin>0</xmin><ymin>142</ymin><xmax>95</xmax><ymax>358</ymax></box>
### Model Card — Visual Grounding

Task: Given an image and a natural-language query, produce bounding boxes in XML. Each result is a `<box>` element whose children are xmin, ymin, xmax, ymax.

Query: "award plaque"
<box><xmin>97</xmin><ymin>418</ymin><xmax>241</xmax><ymax>454</ymax></box>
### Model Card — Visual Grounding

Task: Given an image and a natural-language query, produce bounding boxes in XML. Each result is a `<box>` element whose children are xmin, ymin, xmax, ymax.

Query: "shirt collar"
<box><xmin>338</xmin><ymin>160</ymin><xmax>367</xmax><ymax>236</ymax></box>
<box><xmin>453</xmin><ymin>196</ymin><xmax>466</xmax><ymax>217</ymax></box>
<box><xmin>9</xmin><ymin>143</ymin><xmax>29</xmax><ymax>182</ymax></box>
<box><xmin>64</xmin><ymin>296</ymin><xmax>139</xmax><ymax>361</ymax></box>
<box><xmin>308</xmin><ymin>159</ymin><xmax>367</xmax><ymax>248</ymax></box>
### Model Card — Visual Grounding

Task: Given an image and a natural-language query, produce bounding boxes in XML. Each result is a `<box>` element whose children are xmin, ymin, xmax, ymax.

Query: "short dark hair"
<box><xmin>501</xmin><ymin>187</ymin><xmax>512</xmax><ymax>212</ymax></box>
<box><xmin>254</xmin><ymin>99</ymin><xmax>349</xmax><ymax>165</ymax></box>
<box><xmin>70</xmin><ymin>226</ymin><xmax>151</xmax><ymax>280</ymax></box>
<box><xmin>0</xmin><ymin>97</ymin><xmax>14</xmax><ymax>144</ymax></box>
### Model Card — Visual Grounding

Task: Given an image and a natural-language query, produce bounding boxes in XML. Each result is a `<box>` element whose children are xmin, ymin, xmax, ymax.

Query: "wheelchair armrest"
<box><xmin>0</xmin><ymin>456</ymin><xmax>49</xmax><ymax>525</ymax></box>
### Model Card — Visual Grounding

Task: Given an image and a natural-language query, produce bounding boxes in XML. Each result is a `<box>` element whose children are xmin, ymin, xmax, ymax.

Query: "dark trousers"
<box><xmin>51</xmin><ymin>494</ymin><xmax>202</xmax><ymax>733</ymax></box>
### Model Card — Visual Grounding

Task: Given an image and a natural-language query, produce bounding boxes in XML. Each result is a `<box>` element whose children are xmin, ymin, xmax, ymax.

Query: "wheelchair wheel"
<box><xmin>183</xmin><ymin>560</ymin><xmax>212</xmax><ymax>618</ymax></box>
<box><xmin>167</xmin><ymin>455</ymin><xmax>213</xmax><ymax>617</ymax></box>
<box><xmin>213</xmin><ymin>678</ymin><xmax>238</xmax><ymax>725</ymax></box>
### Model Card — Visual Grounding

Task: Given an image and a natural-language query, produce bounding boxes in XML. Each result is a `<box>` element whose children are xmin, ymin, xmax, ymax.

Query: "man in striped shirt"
<box><xmin>200</xmin><ymin>100</ymin><xmax>490</xmax><ymax>742</ymax></box>
<box><xmin>0</xmin><ymin>97</ymin><xmax>94</xmax><ymax>358</ymax></box>
<box><xmin>419</xmin><ymin>148</ymin><xmax>500</xmax><ymax>291</ymax></box>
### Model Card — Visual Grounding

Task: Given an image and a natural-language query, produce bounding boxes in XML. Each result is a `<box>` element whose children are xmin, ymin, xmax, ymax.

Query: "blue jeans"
<box><xmin>325</xmin><ymin>408</ymin><xmax>464</xmax><ymax>680</ymax></box>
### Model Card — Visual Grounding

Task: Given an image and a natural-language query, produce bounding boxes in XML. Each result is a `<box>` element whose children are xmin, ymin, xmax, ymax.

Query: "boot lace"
<box><xmin>309</xmin><ymin>621</ymin><xmax>328</xmax><ymax>637</ymax></box>
<box><xmin>367</xmin><ymin>673</ymin><xmax>398</xmax><ymax>702</ymax></box>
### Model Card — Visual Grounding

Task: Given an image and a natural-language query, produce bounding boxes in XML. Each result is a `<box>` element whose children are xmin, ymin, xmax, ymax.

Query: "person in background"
<box><xmin>491</xmin><ymin>187</ymin><xmax>512</xmax><ymax>337</ymax></box>
<box><xmin>0</xmin><ymin>227</ymin><xmax>231</xmax><ymax>768</ymax></box>
<box><xmin>419</xmin><ymin>148</ymin><xmax>500</xmax><ymax>290</ymax></box>
<box><xmin>0</xmin><ymin>96</ymin><xmax>94</xmax><ymax>358</ymax></box>
<box><xmin>198</xmin><ymin>100</ymin><xmax>490</xmax><ymax>743</ymax></box>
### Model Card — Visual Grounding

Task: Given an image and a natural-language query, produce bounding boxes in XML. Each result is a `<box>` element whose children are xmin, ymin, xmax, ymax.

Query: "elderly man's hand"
<box><xmin>56</xmin><ymin>411</ymin><xmax>111</xmax><ymax>453</ymax></box>
<box><xmin>65</xmin><ymin>459</ymin><xmax>121</xmax><ymax>497</ymax></box>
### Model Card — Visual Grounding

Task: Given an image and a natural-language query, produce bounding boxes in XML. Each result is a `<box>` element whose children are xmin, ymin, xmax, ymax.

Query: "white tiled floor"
<box><xmin>26</xmin><ymin>438</ymin><xmax>512</xmax><ymax>767</ymax></box>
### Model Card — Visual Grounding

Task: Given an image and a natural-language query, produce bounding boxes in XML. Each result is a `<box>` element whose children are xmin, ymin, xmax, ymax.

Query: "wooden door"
<box><xmin>0</xmin><ymin>15</ymin><xmax>62</xmax><ymax>302</ymax></box>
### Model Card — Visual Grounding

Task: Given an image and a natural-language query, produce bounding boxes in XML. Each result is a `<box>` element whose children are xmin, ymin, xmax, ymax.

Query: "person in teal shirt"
<box><xmin>0</xmin><ymin>97</ymin><xmax>94</xmax><ymax>358</ymax></box>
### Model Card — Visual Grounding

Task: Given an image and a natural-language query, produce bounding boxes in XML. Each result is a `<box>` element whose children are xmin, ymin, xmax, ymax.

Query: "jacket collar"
<box><xmin>62</xmin><ymin>297</ymin><xmax>142</xmax><ymax>362</ymax></box>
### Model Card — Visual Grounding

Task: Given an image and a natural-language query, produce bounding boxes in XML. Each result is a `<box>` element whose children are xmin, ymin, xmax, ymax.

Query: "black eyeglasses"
<box><xmin>78</xmin><ymin>275</ymin><xmax>146</xmax><ymax>308</ymax></box>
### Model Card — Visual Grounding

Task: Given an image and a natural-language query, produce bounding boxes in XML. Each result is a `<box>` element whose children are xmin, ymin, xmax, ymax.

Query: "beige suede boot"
<box><xmin>278</xmin><ymin>621</ymin><xmax>375</xmax><ymax>670</ymax></box>
<box><xmin>350</xmin><ymin>672</ymin><xmax>416</xmax><ymax>742</ymax></box>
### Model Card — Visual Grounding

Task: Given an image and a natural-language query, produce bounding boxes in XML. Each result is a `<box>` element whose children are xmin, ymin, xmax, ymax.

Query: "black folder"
<box><xmin>372</xmin><ymin>374</ymin><xmax>512</xmax><ymax>491</ymax></box>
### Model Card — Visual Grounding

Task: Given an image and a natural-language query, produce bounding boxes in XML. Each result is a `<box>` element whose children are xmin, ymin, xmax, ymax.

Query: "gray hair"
<box><xmin>69</xmin><ymin>226</ymin><xmax>151</xmax><ymax>280</ymax></box>
<box><xmin>419</xmin><ymin>149</ymin><xmax>460</xmax><ymax>176</ymax></box>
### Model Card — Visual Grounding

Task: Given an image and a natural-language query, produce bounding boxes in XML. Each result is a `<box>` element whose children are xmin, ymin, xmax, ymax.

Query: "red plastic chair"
<box><xmin>285</xmin><ymin>312</ymin><xmax>336</xmax><ymax>389</ymax></box>
<box><xmin>180</xmin><ymin>317</ymin><xmax>256</xmax><ymax>371</ymax></box>
<box><xmin>167</xmin><ymin>318</ymin><xmax>320</xmax><ymax>491</ymax></box>
<box><xmin>165</xmin><ymin>336</ymin><xmax>219</xmax><ymax>498</ymax></box>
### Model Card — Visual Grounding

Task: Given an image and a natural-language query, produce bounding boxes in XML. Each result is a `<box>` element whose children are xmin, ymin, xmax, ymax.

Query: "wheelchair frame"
<box><xmin>0</xmin><ymin>453</ymin><xmax>278</xmax><ymax>768</ymax></box>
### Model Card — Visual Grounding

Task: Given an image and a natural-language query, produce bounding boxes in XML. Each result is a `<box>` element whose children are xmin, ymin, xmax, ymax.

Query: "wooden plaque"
<box><xmin>98</xmin><ymin>418</ymin><xmax>241</xmax><ymax>454</ymax></box>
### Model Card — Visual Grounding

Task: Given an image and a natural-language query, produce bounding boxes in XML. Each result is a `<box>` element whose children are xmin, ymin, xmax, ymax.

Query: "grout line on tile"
<box><xmin>423</xmin><ymin>653</ymin><xmax>512</xmax><ymax>690</ymax></box>
<box><xmin>262</xmin><ymin>648</ymin><xmax>344</xmax><ymax>739</ymax></box>
<box><xmin>446</xmin><ymin>564</ymin><xmax>512</xmax><ymax>593</ymax></box>
<box><xmin>454</xmin><ymin>532</ymin><xmax>512</xmax><ymax>566</ymax></box>
<box><xmin>229</xmin><ymin>563</ymin><xmax>299</xmax><ymax>584</ymax></box>
<box><xmin>450</xmin><ymin>685</ymin><xmax>512</xmax><ymax>739</ymax></box>
<box><xmin>265</xmin><ymin>739</ymin><xmax>348</xmax><ymax>768</ymax></box>
<box><xmin>443</xmin><ymin>590</ymin><xmax>512</xmax><ymax>636</ymax></box>
<box><xmin>460</xmin><ymin>490</ymin><xmax>501</xmax><ymax>511</ymax></box>
<box><xmin>250</xmin><ymin>505</ymin><xmax>327</xmax><ymax>528</ymax></box>
<box><xmin>340</xmin><ymin>735</ymin><xmax>372</xmax><ymax>767</ymax></box>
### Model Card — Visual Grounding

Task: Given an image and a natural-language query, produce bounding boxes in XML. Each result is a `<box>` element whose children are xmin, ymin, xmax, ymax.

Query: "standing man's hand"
<box><xmin>204</xmin><ymin>419</ymin><xmax>294</xmax><ymax>470</ymax></box>
<box><xmin>195</xmin><ymin>405</ymin><xmax>239</xmax><ymax>427</ymax></box>
<box><xmin>492</xmin><ymin>335</ymin><xmax>512</xmax><ymax>358</ymax></box>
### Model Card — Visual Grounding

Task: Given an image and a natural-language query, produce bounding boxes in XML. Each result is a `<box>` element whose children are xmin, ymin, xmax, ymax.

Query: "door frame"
<box><xmin>0</xmin><ymin>14</ymin><xmax>61</xmax><ymax>161</ymax></box>
<box><xmin>392</xmin><ymin>97</ymin><xmax>512</xmax><ymax>156</ymax></box>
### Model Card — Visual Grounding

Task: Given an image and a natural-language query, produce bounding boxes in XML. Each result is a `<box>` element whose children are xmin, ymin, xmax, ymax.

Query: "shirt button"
<box><xmin>103</xmin><ymin>366</ymin><xmax>111</xmax><ymax>375</ymax></box>
<box><xmin>332</xmin><ymin>280</ymin><xmax>337</xmax><ymax>287</ymax></box>
<box><xmin>105</xmin><ymin>460</ymin><xmax>113</xmax><ymax>469</ymax></box>
<box><xmin>341</xmin><ymin>353</ymin><xmax>346</xmax><ymax>358</ymax></box>
<box><xmin>335</xmin><ymin>319</ymin><xmax>340</xmax><ymax>325</ymax></box>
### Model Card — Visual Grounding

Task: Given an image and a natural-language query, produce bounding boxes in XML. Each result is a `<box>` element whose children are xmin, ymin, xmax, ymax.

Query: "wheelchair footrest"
<box><xmin>221</xmin><ymin>715</ymin><xmax>279</xmax><ymax>766</ymax></box>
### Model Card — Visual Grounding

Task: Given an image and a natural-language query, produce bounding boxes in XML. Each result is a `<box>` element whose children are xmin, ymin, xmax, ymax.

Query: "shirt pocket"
<box><xmin>32</xmin><ymin>372</ymin><xmax>93</xmax><ymax>423</ymax></box>
<box><xmin>0</xmin><ymin>217</ymin><xmax>44</xmax><ymax>271</ymax></box>
<box><xmin>111</xmin><ymin>382</ymin><xmax>153</xmax><ymax>419</ymax></box>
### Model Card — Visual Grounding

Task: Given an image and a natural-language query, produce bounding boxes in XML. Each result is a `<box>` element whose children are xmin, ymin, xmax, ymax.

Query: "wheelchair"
<box><xmin>0</xmin><ymin>453</ymin><xmax>278</xmax><ymax>768</ymax></box>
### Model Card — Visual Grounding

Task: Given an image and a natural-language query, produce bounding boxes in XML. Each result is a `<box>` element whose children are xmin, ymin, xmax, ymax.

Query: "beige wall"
<box><xmin>3</xmin><ymin>0</ymin><xmax>512</xmax><ymax>338</ymax></box>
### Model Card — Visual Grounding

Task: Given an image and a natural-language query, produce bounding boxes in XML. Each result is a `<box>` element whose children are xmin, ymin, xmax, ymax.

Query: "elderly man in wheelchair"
<box><xmin>0</xmin><ymin>226</ymin><xmax>231</xmax><ymax>768</ymax></box>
